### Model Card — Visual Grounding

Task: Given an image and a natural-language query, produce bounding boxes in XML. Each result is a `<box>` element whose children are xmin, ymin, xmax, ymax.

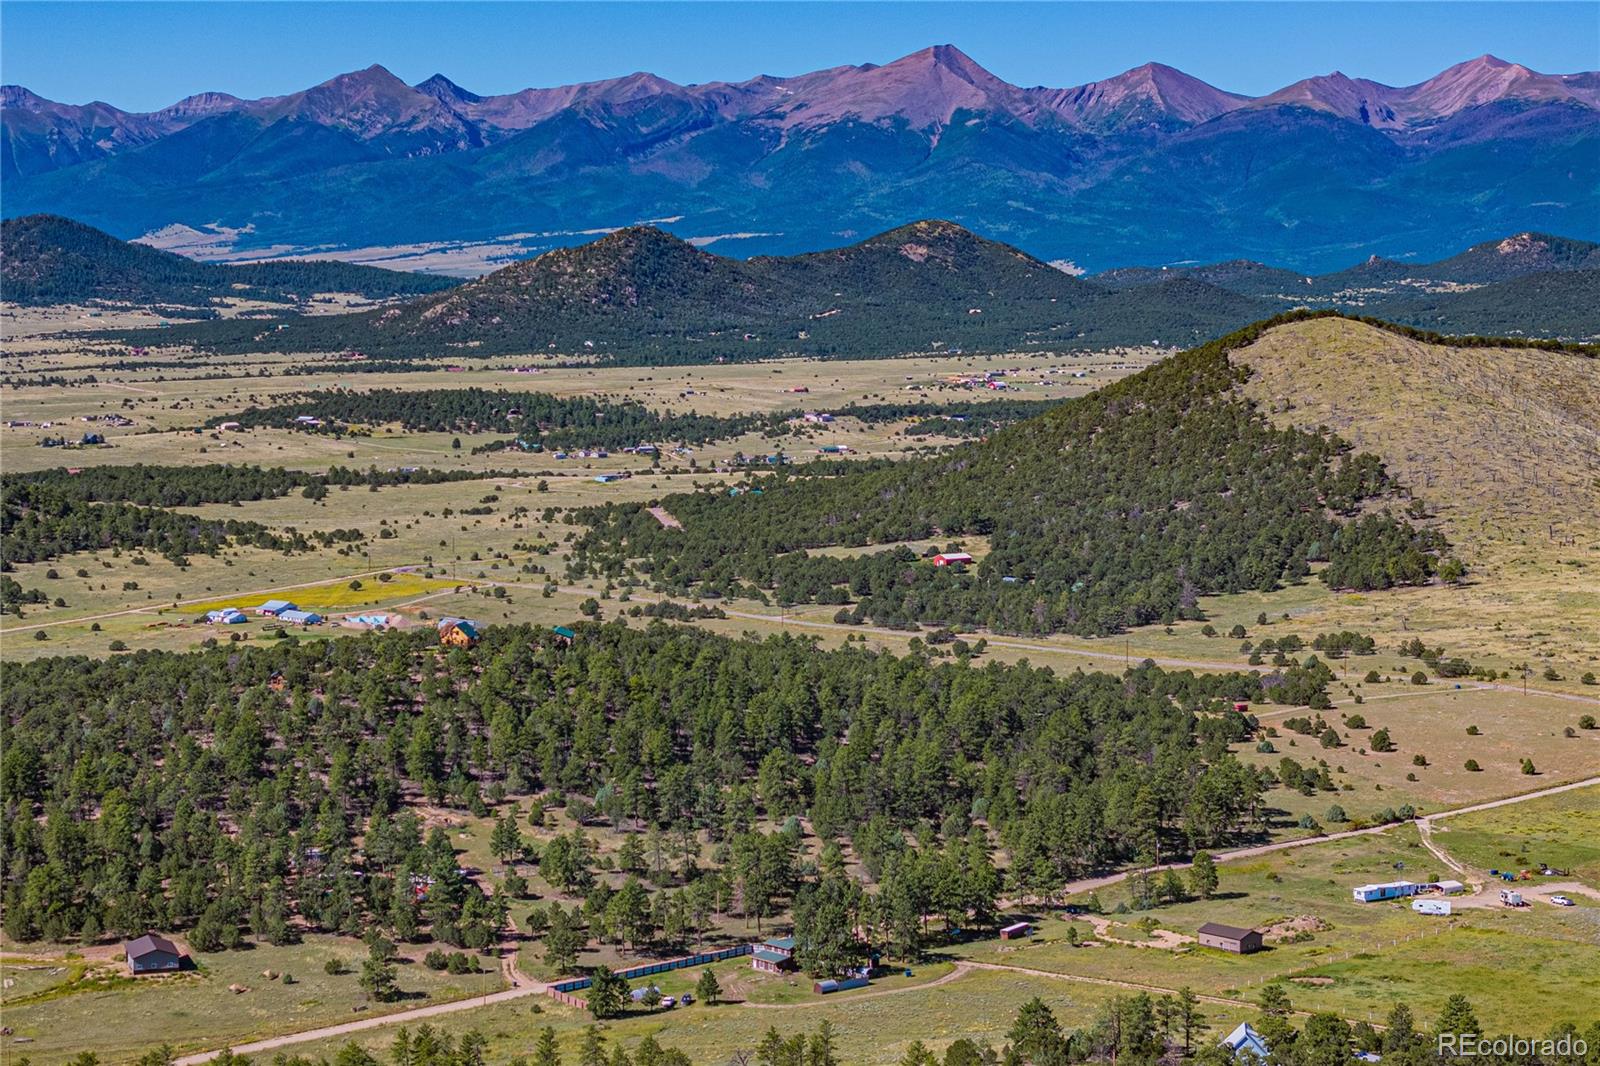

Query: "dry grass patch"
<box><xmin>1232</xmin><ymin>317</ymin><xmax>1599</xmax><ymax>685</ymax></box>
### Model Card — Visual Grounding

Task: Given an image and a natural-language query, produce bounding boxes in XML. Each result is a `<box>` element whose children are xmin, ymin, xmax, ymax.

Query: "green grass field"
<box><xmin>950</xmin><ymin>818</ymin><xmax>1600</xmax><ymax>1032</ymax></box>
<box><xmin>0</xmin><ymin>935</ymin><xmax>503</xmax><ymax>1063</ymax></box>
<box><xmin>1432</xmin><ymin>786</ymin><xmax>1600</xmax><ymax>882</ymax></box>
<box><xmin>229</xmin><ymin>966</ymin><xmax>1160</xmax><ymax>1066</ymax></box>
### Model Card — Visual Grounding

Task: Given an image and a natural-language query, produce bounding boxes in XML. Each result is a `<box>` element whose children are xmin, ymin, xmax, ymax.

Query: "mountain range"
<box><xmin>58</xmin><ymin>217</ymin><xmax>1594</xmax><ymax>362</ymax></box>
<box><xmin>4</xmin><ymin>47</ymin><xmax>1596</xmax><ymax>272</ymax></box>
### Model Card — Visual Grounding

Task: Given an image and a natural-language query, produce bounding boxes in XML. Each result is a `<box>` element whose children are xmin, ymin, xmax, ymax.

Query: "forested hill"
<box><xmin>91</xmin><ymin>221</ymin><xmax>1600</xmax><ymax>359</ymax></box>
<box><xmin>92</xmin><ymin>220</ymin><xmax>1270</xmax><ymax>361</ymax></box>
<box><xmin>0</xmin><ymin>617</ymin><xmax>1305</xmax><ymax>945</ymax></box>
<box><xmin>570</xmin><ymin>312</ymin><xmax>1463</xmax><ymax>636</ymax></box>
<box><xmin>0</xmin><ymin>214</ymin><xmax>456</xmax><ymax>307</ymax></box>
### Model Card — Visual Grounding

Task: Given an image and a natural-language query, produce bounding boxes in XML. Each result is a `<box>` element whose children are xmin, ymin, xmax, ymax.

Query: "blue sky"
<box><xmin>4</xmin><ymin>1</ymin><xmax>1596</xmax><ymax>111</ymax></box>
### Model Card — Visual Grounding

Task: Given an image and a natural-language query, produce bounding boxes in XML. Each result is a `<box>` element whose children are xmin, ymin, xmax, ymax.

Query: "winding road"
<box><xmin>1048</xmin><ymin>774</ymin><xmax>1600</xmax><ymax>899</ymax></box>
<box><xmin>167</xmin><ymin>775</ymin><xmax>1598</xmax><ymax>1065</ymax></box>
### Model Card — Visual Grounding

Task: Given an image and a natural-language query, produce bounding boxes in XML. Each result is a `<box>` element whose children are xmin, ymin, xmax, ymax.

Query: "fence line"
<box><xmin>547</xmin><ymin>944</ymin><xmax>754</xmax><ymax>1002</ymax></box>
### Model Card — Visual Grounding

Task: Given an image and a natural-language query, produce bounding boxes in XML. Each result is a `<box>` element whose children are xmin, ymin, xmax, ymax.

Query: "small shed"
<box><xmin>125</xmin><ymin>933</ymin><xmax>184</xmax><ymax>974</ymax></box>
<box><xmin>999</xmin><ymin>921</ymin><xmax>1032</xmax><ymax>940</ymax></box>
<box><xmin>814</xmin><ymin>976</ymin><xmax>869</xmax><ymax>994</ymax></box>
<box><xmin>550</xmin><ymin>625</ymin><xmax>576</xmax><ymax>646</ymax></box>
<box><xmin>1432</xmin><ymin>880</ymin><xmax>1465</xmax><ymax>895</ymax></box>
<box><xmin>1196</xmin><ymin>922</ymin><xmax>1263</xmax><ymax>954</ymax></box>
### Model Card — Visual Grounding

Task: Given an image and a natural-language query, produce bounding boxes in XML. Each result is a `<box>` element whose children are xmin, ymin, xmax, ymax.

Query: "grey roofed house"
<box><xmin>125</xmin><ymin>932</ymin><xmax>184</xmax><ymax>973</ymax></box>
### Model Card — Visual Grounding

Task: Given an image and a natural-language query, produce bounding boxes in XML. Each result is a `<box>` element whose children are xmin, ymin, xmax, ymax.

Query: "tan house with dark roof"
<box><xmin>1196</xmin><ymin>922</ymin><xmax>1263</xmax><ymax>954</ymax></box>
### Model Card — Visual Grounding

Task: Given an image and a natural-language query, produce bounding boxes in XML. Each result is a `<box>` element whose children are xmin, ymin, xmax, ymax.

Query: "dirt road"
<box><xmin>172</xmin><ymin>776</ymin><xmax>1596</xmax><ymax>1063</ymax></box>
<box><xmin>1050</xmin><ymin>775</ymin><xmax>1600</xmax><ymax>899</ymax></box>
<box><xmin>460</xmin><ymin>573</ymin><xmax>1600</xmax><ymax>707</ymax></box>
<box><xmin>172</xmin><ymin>978</ymin><xmax>548</xmax><ymax>1066</ymax></box>
<box><xmin>2</xmin><ymin>565</ymin><xmax>411</xmax><ymax>634</ymax></box>
<box><xmin>1415</xmin><ymin>779</ymin><xmax>1600</xmax><ymax>908</ymax></box>
<box><xmin>736</xmin><ymin>961</ymin><xmax>974</xmax><ymax>1009</ymax></box>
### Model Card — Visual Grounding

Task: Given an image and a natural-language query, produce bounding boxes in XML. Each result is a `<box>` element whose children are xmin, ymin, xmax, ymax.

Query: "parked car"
<box><xmin>1549</xmin><ymin>895</ymin><xmax>1574</xmax><ymax>907</ymax></box>
<box><xmin>679</xmin><ymin>992</ymin><xmax>694</xmax><ymax>1005</ymax></box>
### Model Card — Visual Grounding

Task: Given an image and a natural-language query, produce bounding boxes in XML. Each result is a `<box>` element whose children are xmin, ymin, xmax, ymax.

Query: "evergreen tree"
<box><xmin>695</xmin><ymin>966</ymin><xmax>722</xmax><ymax>1005</ymax></box>
<box><xmin>1435</xmin><ymin>995</ymin><xmax>1481</xmax><ymax>1039</ymax></box>
<box><xmin>532</xmin><ymin>1027</ymin><xmax>562</xmax><ymax>1066</ymax></box>
<box><xmin>1188</xmin><ymin>853</ymin><xmax>1219</xmax><ymax>900</ymax></box>
<box><xmin>587</xmin><ymin>965</ymin><xmax>628</xmax><ymax>1020</ymax></box>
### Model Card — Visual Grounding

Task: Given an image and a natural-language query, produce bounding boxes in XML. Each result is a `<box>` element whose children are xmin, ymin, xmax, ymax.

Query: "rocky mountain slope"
<box><xmin>4</xmin><ymin>48</ymin><xmax>1595</xmax><ymax>271</ymax></box>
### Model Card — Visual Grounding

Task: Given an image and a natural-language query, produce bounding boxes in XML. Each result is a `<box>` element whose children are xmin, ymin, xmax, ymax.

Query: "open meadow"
<box><xmin>1429</xmin><ymin>784</ymin><xmax>1600</xmax><ymax>883</ymax></box>
<box><xmin>0</xmin><ymin>935</ymin><xmax>504</xmax><ymax>1063</ymax></box>
<box><xmin>256</xmin><ymin>964</ymin><xmax>1152</xmax><ymax>1066</ymax></box>
<box><xmin>6</xmin><ymin>318</ymin><xmax>1596</xmax><ymax>697</ymax></box>
<box><xmin>953</xmin><ymin>811</ymin><xmax>1600</xmax><ymax>1033</ymax></box>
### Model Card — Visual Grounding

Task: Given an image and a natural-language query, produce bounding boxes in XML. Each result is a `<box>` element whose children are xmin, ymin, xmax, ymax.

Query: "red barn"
<box><xmin>932</xmin><ymin>552</ymin><xmax>974</xmax><ymax>567</ymax></box>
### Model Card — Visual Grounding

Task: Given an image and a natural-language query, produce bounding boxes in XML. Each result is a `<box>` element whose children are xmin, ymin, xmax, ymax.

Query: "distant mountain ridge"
<box><xmin>0</xmin><ymin>214</ymin><xmax>456</xmax><ymax>307</ymax></box>
<box><xmin>3</xmin><ymin>47</ymin><xmax>1596</xmax><ymax>272</ymax></box>
<box><xmin>7</xmin><ymin>50</ymin><xmax>1591</xmax><ymax>152</ymax></box>
<box><xmin>53</xmin><ymin>218</ymin><xmax>1596</xmax><ymax>360</ymax></box>
<box><xmin>1093</xmin><ymin>232</ymin><xmax>1600</xmax><ymax>296</ymax></box>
